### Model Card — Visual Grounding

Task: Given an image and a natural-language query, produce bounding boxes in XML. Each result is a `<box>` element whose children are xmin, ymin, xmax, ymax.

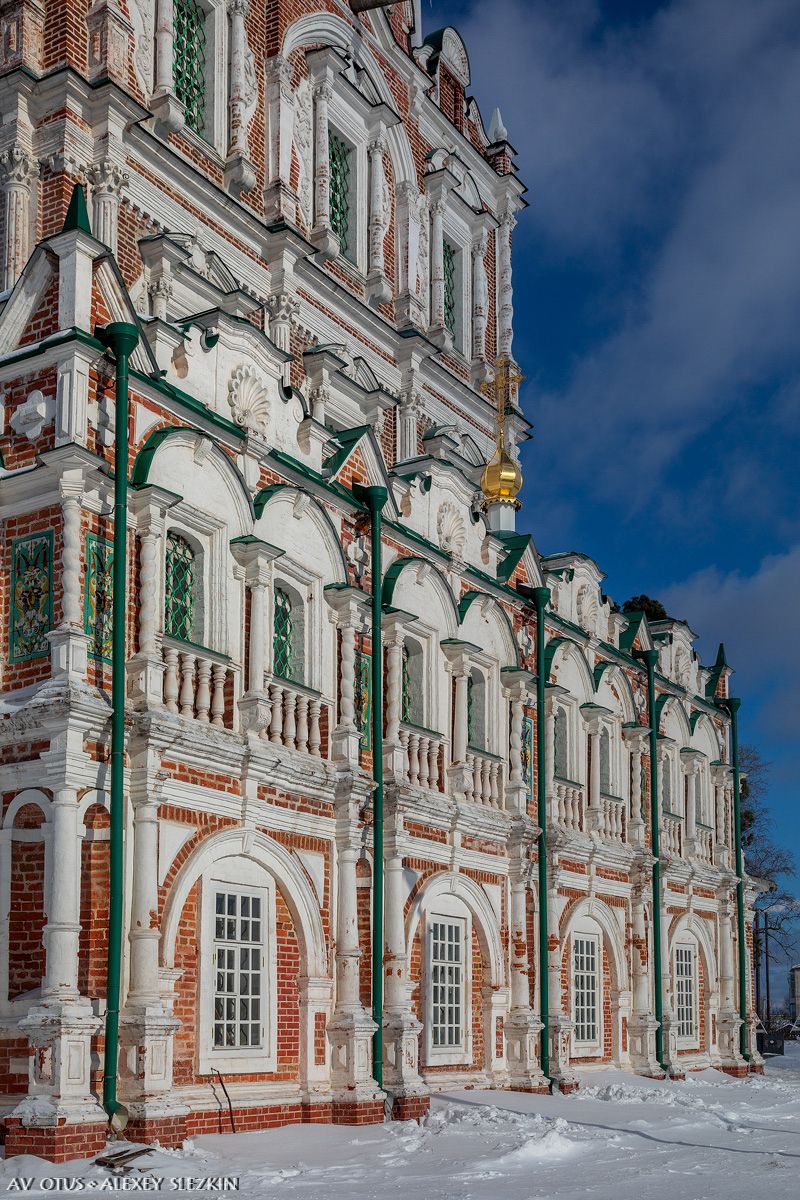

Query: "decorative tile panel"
<box><xmin>10</xmin><ymin>531</ymin><xmax>53</xmax><ymax>661</ymax></box>
<box><xmin>84</xmin><ymin>533</ymin><xmax>113</xmax><ymax>662</ymax></box>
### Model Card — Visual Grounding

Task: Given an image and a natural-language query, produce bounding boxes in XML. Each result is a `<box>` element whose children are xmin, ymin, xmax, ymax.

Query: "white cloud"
<box><xmin>661</xmin><ymin>545</ymin><xmax>800</xmax><ymax>741</ymax></box>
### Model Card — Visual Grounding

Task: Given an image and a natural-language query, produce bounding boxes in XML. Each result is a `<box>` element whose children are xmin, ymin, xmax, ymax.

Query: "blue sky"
<box><xmin>425</xmin><ymin>0</ymin><xmax>800</xmax><ymax>963</ymax></box>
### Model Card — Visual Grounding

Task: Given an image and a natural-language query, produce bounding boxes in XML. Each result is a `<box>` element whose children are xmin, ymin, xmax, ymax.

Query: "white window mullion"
<box><xmin>429</xmin><ymin>917</ymin><xmax>466</xmax><ymax>1058</ymax></box>
<box><xmin>213</xmin><ymin>888</ymin><xmax>264</xmax><ymax>1052</ymax></box>
<box><xmin>573</xmin><ymin>934</ymin><xmax>600</xmax><ymax>1049</ymax></box>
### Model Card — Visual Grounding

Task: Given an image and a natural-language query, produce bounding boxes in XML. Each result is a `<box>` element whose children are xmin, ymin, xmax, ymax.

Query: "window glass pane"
<box><xmin>174</xmin><ymin>0</ymin><xmax>207</xmax><ymax>135</ymax></box>
<box><xmin>165</xmin><ymin>532</ymin><xmax>196</xmax><ymax>641</ymax></box>
<box><xmin>273</xmin><ymin>587</ymin><xmax>294</xmax><ymax>679</ymax></box>
<box><xmin>212</xmin><ymin>889</ymin><xmax>265</xmax><ymax>1053</ymax></box>
<box><xmin>676</xmin><ymin>946</ymin><xmax>695</xmax><ymax>1039</ymax></box>
<box><xmin>430</xmin><ymin>918</ymin><xmax>464</xmax><ymax>1051</ymax></box>
<box><xmin>329</xmin><ymin>131</ymin><xmax>352</xmax><ymax>256</ymax></box>
<box><xmin>573</xmin><ymin>936</ymin><xmax>599</xmax><ymax>1044</ymax></box>
<box><xmin>443</xmin><ymin>239</ymin><xmax>457</xmax><ymax>335</ymax></box>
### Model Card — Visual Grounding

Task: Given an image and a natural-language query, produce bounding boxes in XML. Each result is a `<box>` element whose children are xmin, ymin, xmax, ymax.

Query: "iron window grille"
<box><xmin>573</xmin><ymin>935</ymin><xmax>599</xmax><ymax>1044</ymax></box>
<box><xmin>430</xmin><ymin>919</ymin><xmax>464</xmax><ymax>1049</ymax></box>
<box><xmin>401</xmin><ymin>643</ymin><xmax>412</xmax><ymax>722</ymax></box>
<box><xmin>443</xmin><ymin>239</ymin><xmax>457</xmax><ymax>335</ymax></box>
<box><xmin>329</xmin><ymin>130</ymin><xmax>352</xmax><ymax>257</ymax></box>
<box><xmin>273</xmin><ymin>586</ymin><xmax>294</xmax><ymax>680</ymax></box>
<box><xmin>165</xmin><ymin>532</ymin><xmax>196</xmax><ymax>642</ymax></box>
<box><xmin>173</xmin><ymin>0</ymin><xmax>207</xmax><ymax>136</ymax></box>
<box><xmin>213</xmin><ymin>890</ymin><xmax>263</xmax><ymax>1051</ymax></box>
<box><xmin>675</xmin><ymin>946</ymin><xmax>696</xmax><ymax>1039</ymax></box>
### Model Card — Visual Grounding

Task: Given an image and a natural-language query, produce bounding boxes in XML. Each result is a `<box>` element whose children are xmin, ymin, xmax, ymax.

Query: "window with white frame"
<box><xmin>554</xmin><ymin>706</ymin><xmax>569</xmax><ymax>779</ymax></box>
<box><xmin>675</xmin><ymin>943</ymin><xmax>697</xmax><ymax>1043</ymax></box>
<box><xmin>599</xmin><ymin>726</ymin><xmax>611</xmax><ymax>794</ymax></box>
<box><xmin>429</xmin><ymin>917</ymin><xmax>465</xmax><ymax>1055</ymax></box>
<box><xmin>401</xmin><ymin>637</ymin><xmax>425</xmax><ymax>726</ymax></box>
<box><xmin>199</xmin><ymin>862</ymin><xmax>276</xmax><ymax>1074</ymax></box>
<box><xmin>168</xmin><ymin>0</ymin><xmax>226</xmax><ymax>148</ymax></box>
<box><xmin>442</xmin><ymin>237</ymin><xmax>459</xmax><ymax>341</ymax></box>
<box><xmin>329</xmin><ymin>127</ymin><xmax>355</xmax><ymax>260</ymax></box>
<box><xmin>165</xmin><ymin>529</ymin><xmax>202</xmax><ymax>643</ymax></box>
<box><xmin>661</xmin><ymin>751</ymin><xmax>674</xmax><ymax>812</ymax></box>
<box><xmin>272</xmin><ymin>580</ymin><xmax>306</xmax><ymax>684</ymax></box>
<box><xmin>467</xmin><ymin>668</ymin><xmax>486</xmax><ymax>751</ymax></box>
<box><xmin>572</xmin><ymin>932</ymin><xmax>602</xmax><ymax>1054</ymax></box>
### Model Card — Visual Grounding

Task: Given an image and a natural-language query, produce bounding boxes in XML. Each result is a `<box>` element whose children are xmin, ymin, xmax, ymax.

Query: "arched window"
<box><xmin>174</xmin><ymin>0</ymin><xmax>208</xmax><ymax>135</ymax></box>
<box><xmin>165</xmin><ymin>531</ymin><xmax>197</xmax><ymax>641</ymax></box>
<box><xmin>674</xmin><ymin>939</ymin><xmax>699</xmax><ymax>1045</ymax></box>
<box><xmin>554</xmin><ymin>707</ymin><xmax>568</xmax><ymax>779</ymax></box>
<box><xmin>467</xmin><ymin>669</ymin><xmax>486</xmax><ymax>750</ymax></box>
<box><xmin>273</xmin><ymin>583</ymin><xmax>306</xmax><ymax>683</ymax></box>
<box><xmin>662</xmin><ymin>753</ymin><xmax>673</xmax><ymax>811</ymax></box>
<box><xmin>401</xmin><ymin>639</ymin><xmax>424</xmax><ymax>726</ymax></box>
<box><xmin>599</xmin><ymin>727</ymin><xmax>611</xmax><ymax>794</ymax></box>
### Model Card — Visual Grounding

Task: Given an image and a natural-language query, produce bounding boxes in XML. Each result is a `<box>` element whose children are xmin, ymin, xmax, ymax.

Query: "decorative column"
<box><xmin>383</xmin><ymin>613</ymin><xmax>408</xmax><ymax>781</ymax></box>
<box><xmin>502</xmin><ymin>669</ymin><xmax>536</xmax><ymax>815</ymax></box>
<box><xmin>504</xmin><ymin>825</ymin><xmax>546</xmax><ymax>1090</ymax></box>
<box><xmin>581</xmin><ymin>705</ymin><xmax>609</xmax><ymax>835</ymax></box>
<box><xmin>680</xmin><ymin>750</ymin><xmax>700</xmax><ymax>857</ymax></box>
<box><xmin>627</xmin><ymin>878</ymin><xmax>661</xmax><ymax>1076</ymax></box>
<box><xmin>265</xmin><ymin>293</ymin><xmax>298</xmax><ymax>384</ymax></box>
<box><xmin>427</xmin><ymin>194</ymin><xmax>452</xmax><ymax>349</ymax></box>
<box><xmin>0</xmin><ymin>145</ymin><xmax>38</xmax><ymax>290</ymax></box>
<box><xmin>716</xmin><ymin>890</ymin><xmax>745</xmax><ymax>1072</ymax></box>
<box><xmin>264</xmin><ymin>54</ymin><xmax>295</xmax><ymax>220</ymax></box>
<box><xmin>623</xmin><ymin>725</ymin><xmax>649</xmax><ymax>846</ymax></box>
<box><xmin>711</xmin><ymin>763</ymin><xmax>731</xmax><ymax>869</ymax></box>
<box><xmin>325</xmin><ymin>588</ymin><xmax>367</xmax><ymax>765</ymax></box>
<box><xmin>128</xmin><ymin>487</ymin><xmax>179</xmax><ymax>709</ymax></box>
<box><xmin>396</xmin><ymin>389</ymin><xmax>420</xmax><ymax>462</ymax></box>
<box><xmin>328</xmin><ymin>779</ymin><xmax>382</xmax><ymax>1116</ymax></box>
<box><xmin>120</xmin><ymin>752</ymin><xmax>184</xmax><ymax>1128</ymax></box>
<box><xmin>224</xmin><ymin>0</ymin><xmax>256</xmax><ymax>195</ymax></box>
<box><xmin>496</xmin><ymin>209</ymin><xmax>515</xmax><ymax>359</ymax></box>
<box><xmin>471</xmin><ymin>227</ymin><xmax>490</xmax><ymax>385</ymax></box>
<box><xmin>42</xmin><ymin>788</ymin><xmax>81</xmax><ymax>999</ymax></box>
<box><xmin>544</xmin><ymin>689</ymin><xmax>557</xmax><ymax>821</ymax></box>
<box><xmin>151</xmin><ymin>0</ymin><xmax>184</xmax><ymax>134</ymax></box>
<box><xmin>232</xmin><ymin>538</ymin><xmax>283</xmax><ymax>736</ymax></box>
<box><xmin>395</xmin><ymin>181</ymin><xmax>425</xmax><ymax>328</ymax></box>
<box><xmin>366</xmin><ymin>134</ymin><xmax>391</xmax><ymax>305</ymax></box>
<box><xmin>310</xmin><ymin>79</ymin><xmax>339</xmax><ymax>259</ymax></box>
<box><xmin>49</xmin><ymin>472</ymin><xmax>90</xmax><ymax>682</ymax></box>
<box><xmin>442</xmin><ymin>643</ymin><xmax>473</xmax><ymax>801</ymax></box>
<box><xmin>87</xmin><ymin>160</ymin><xmax>128</xmax><ymax>254</ymax></box>
<box><xmin>381</xmin><ymin>810</ymin><xmax>426</xmax><ymax>1113</ymax></box>
<box><xmin>86</xmin><ymin>0</ymin><xmax>133</xmax><ymax>84</ymax></box>
<box><xmin>547</xmin><ymin>873</ymin><xmax>577</xmax><ymax>1091</ymax></box>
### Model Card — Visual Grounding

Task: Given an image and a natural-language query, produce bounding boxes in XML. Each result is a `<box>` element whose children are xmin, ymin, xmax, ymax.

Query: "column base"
<box><xmin>548</xmin><ymin>1015</ymin><xmax>579</xmax><ymax>1092</ymax></box>
<box><xmin>125</xmin><ymin>1111</ymin><xmax>187</xmax><ymax>1148</ymax></box>
<box><xmin>504</xmin><ymin>1009</ymin><xmax>547</xmax><ymax>1092</ymax></box>
<box><xmin>718</xmin><ymin>1063</ymin><xmax>750</xmax><ymax>1078</ymax></box>
<box><xmin>310</xmin><ymin>224</ymin><xmax>340</xmax><ymax>260</ymax></box>
<box><xmin>331</xmin><ymin>1096</ymin><xmax>386</xmax><ymax>1125</ymax></box>
<box><xmin>391</xmin><ymin>1094</ymin><xmax>430</xmax><ymax>1121</ymax></box>
<box><xmin>627</xmin><ymin>1014</ymin><xmax>663</xmax><ymax>1077</ymax></box>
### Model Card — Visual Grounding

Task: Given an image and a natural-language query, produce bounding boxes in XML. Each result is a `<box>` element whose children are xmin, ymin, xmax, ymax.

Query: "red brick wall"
<box><xmin>78</xmin><ymin>803</ymin><xmax>110</xmax><ymax>997</ymax></box>
<box><xmin>8</xmin><ymin>804</ymin><xmax>46</xmax><ymax>999</ymax></box>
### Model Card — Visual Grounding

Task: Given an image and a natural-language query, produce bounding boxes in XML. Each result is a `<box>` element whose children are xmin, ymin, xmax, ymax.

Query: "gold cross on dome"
<box><xmin>481</xmin><ymin>356</ymin><xmax>525</xmax><ymax>437</ymax></box>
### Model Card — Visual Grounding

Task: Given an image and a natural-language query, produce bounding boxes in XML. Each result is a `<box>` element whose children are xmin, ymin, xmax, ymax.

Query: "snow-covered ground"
<box><xmin>4</xmin><ymin>1046</ymin><xmax>800</xmax><ymax>1198</ymax></box>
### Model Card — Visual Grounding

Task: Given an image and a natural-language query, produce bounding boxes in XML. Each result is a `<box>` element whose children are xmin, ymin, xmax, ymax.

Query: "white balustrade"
<box><xmin>693</xmin><ymin>824</ymin><xmax>713</xmax><ymax>865</ymax></box>
<box><xmin>661</xmin><ymin>813</ymin><xmax>683</xmax><ymax>858</ymax></box>
<box><xmin>554</xmin><ymin>779</ymin><xmax>584</xmax><ymax>832</ymax></box>
<box><xmin>464</xmin><ymin>748</ymin><xmax>504</xmax><ymax>809</ymax></box>
<box><xmin>266</xmin><ymin>677</ymin><xmax>327</xmax><ymax>757</ymax></box>
<box><xmin>399</xmin><ymin>722</ymin><xmax>445</xmax><ymax>792</ymax></box>
<box><xmin>600</xmin><ymin>794</ymin><xmax>627</xmax><ymax>842</ymax></box>
<box><xmin>162</xmin><ymin>637</ymin><xmax>233</xmax><ymax>729</ymax></box>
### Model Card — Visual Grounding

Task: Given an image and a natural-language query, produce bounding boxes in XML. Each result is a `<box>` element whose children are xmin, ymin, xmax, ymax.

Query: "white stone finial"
<box><xmin>488</xmin><ymin>107</ymin><xmax>508</xmax><ymax>143</ymax></box>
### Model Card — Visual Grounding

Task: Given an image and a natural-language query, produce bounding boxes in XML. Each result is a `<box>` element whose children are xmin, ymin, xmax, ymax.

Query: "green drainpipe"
<box><xmin>531</xmin><ymin>586</ymin><xmax>552</xmax><ymax>1084</ymax></box>
<box><xmin>725</xmin><ymin>697</ymin><xmax>750</xmax><ymax>1061</ymax></box>
<box><xmin>636</xmin><ymin>649</ymin><xmax>668</xmax><ymax>1074</ymax></box>
<box><xmin>96</xmin><ymin>321</ymin><xmax>139</xmax><ymax>1125</ymax></box>
<box><xmin>354</xmin><ymin>484</ymin><xmax>388</xmax><ymax>1089</ymax></box>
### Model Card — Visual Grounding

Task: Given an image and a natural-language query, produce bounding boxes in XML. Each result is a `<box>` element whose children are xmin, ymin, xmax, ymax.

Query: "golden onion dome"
<box><xmin>480</xmin><ymin>440</ymin><xmax>523</xmax><ymax>505</ymax></box>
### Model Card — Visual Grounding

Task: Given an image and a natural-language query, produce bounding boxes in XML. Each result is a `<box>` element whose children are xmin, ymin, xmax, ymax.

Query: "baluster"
<box><xmin>465</xmin><ymin>753</ymin><xmax>475</xmax><ymax>803</ymax></box>
<box><xmin>179</xmin><ymin>652</ymin><xmax>196</xmax><ymax>718</ymax></box>
<box><xmin>429</xmin><ymin>740</ymin><xmax>439</xmax><ymax>791</ymax></box>
<box><xmin>283</xmin><ymin>690</ymin><xmax>297</xmax><ymax>750</ymax></box>
<box><xmin>490</xmin><ymin>761</ymin><xmax>500</xmax><ymax>808</ymax></box>
<box><xmin>481</xmin><ymin>758</ymin><xmax>491</xmax><ymax>805</ymax></box>
<box><xmin>195</xmin><ymin>657</ymin><xmax>211</xmax><ymax>722</ymax></box>
<box><xmin>308</xmin><ymin>699</ymin><xmax>322</xmax><ymax>757</ymax></box>
<box><xmin>472</xmin><ymin>756</ymin><xmax>482</xmax><ymax>803</ymax></box>
<box><xmin>408</xmin><ymin>733</ymin><xmax>420</xmax><ymax>785</ymax></box>
<box><xmin>296</xmin><ymin>694</ymin><xmax>309</xmax><ymax>753</ymax></box>
<box><xmin>400</xmin><ymin>728</ymin><xmax>410</xmax><ymax>783</ymax></box>
<box><xmin>164</xmin><ymin>646</ymin><xmax>179</xmax><ymax>713</ymax></box>
<box><xmin>269</xmin><ymin>683</ymin><xmax>284</xmax><ymax>743</ymax></box>
<box><xmin>417</xmin><ymin>736</ymin><xmax>429</xmax><ymax>789</ymax></box>
<box><xmin>211</xmin><ymin>664</ymin><xmax>227</xmax><ymax>727</ymax></box>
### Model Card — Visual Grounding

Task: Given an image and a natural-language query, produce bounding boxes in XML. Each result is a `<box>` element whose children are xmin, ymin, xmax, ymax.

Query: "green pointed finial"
<box><xmin>62</xmin><ymin>183</ymin><xmax>91</xmax><ymax>235</ymax></box>
<box><xmin>715</xmin><ymin>642</ymin><xmax>729</xmax><ymax>669</ymax></box>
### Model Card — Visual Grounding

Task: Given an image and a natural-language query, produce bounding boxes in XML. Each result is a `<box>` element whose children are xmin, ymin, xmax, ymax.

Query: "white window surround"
<box><xmin>674</xmin><ymin>941</ymin><xmax>699</xmax><ymax>1048</ymax></box>
<box><xmin>424</xmin><ymin>894</ymin><xmax>472</xmax><ymax>1066</ymax></box>
<box><xmin>440</xmin><ymin>204</ymin><xmax>472</xmax><ymax>357</ymax></box>
<box><xmin>327</xmin><ymin>121</ymin><xmax>361</xmax><ymax>264</ymax></box>
<box><xmin>402</xmin><ymin>618</ymin><xmax>439</xmax><ymax>732</ymax></box>
<box><xmin>198</xmin><ymin>858</ymin><xmax>277</xmax><ymax>1075</ymax></box>
<box><xmin>164</xmin><ymin>503</ymin><xmax>230</xmax><ymax>656</ymax></box>
<box><xmin>160</xmin><ymin>0</ymin><xmax>228</xmax><ymax>157</ymax></box>
<box><xmin>555</xmin><ymin>697</ymin><xmax>583</xmax><ymax>785</ymax></box>
<box><xmin>270</xmin><ymin>560</ymin><xmax>326</xmax><ymax>695</ymax></box>
<box><xmin>465</xmin><ymin>651</ymin><xmax>503</xmax><ymax>756</ymax></box>
<box><xmin>571</xmin><ymin>921</ymin><xmax>604</xmax><ymax>1058</ymax></box>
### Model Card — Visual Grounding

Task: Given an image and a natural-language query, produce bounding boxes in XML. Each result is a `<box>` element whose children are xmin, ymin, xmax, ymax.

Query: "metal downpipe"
<box><xmin>531</xmin><ymin>586</ymin><xmax>553</xmax><ymax>1085</ymax></box>
<box><xmin>354</xmin><ymin>484</ymin><xmax>389</xmax><ymax>1089</ymax></box>
<box><xmin>97</xmin><ymin>321</ymin><xmax>139</xmax><ymax>1125</ymax></box>
<box><xmin>725</xmin><ymin>697</ymin><xmax>750</xmax><ymax>1061</ymax></box>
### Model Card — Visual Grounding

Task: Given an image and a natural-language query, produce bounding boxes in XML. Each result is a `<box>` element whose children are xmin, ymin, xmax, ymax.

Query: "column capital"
<box><xmin>579</xmin><ymin>701</ymin><xmax>612</xmax><ymax>734</ymax></box>
<box><xmin>229</xmin><ymin>535</ymin><xmax>284</xmax><ymax>583</ymax></box>
<box><xmin>622</xmin><ymin>722</ymin><xmax>650</xmax><ymax>750</ymax></box>
<box><xmin>86</xmin><ymin>159</ymin><xmax>129</xmax><ymax>198</ymax></box>
<box><xmin>0</xmin><ymin>144</ymin><xmax>38</xmax><ymax>186</ymax></box>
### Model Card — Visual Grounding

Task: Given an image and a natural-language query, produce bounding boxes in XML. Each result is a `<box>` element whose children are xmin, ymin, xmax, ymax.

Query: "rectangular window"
<box><xmin>430</xmin><ymin>919</ymin><xmax>464</xmax><ymax>1050</ymax></box>
<box><xmin>10</xmin><ymin>530</ymin><xmax>53</xmax><ymax>662</ymax></box>
<box><xmin>213</xmin><ymin>890</ymin><xmax>264</xmax><ymax>1052</ymax></box>
<box><xmin>675</xmin><ymin>946</ymin><xmax>696</xmax><ymax>1040</ymax></box>
<box><xmin>354</xmin><ymin>648</ymin><xmax>371</xmax><ymax>750</ymax></box>
<box><xmin>329</xmin><ymin>130</ymin><xmax>353</xmax><ymax>258</ymax></box>
<box><xmin>443</xmin><ymin>238</ymin><xmax>457</xmax><ymax>336</ymax></box>
<box><xmin>573</xmin><ymin>935</ymin><xmax>599</xmax><ymax>1045</ymax></box>
<box><xmin>174</xmin><ymin>0</ymin><xmax>207</xmax><ymax>136</ymax></box>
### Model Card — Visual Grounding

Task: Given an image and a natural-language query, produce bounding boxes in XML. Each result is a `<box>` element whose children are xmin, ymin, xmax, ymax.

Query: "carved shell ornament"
<box><xmin>437</xmin><ymin>501</ymin><xmax>466</xmax><ymax>559</ymax></box>
<box><xmin>228</xmin><ymin>365</ymin><xmax>270</xmax><ymax>437</ymax></box>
